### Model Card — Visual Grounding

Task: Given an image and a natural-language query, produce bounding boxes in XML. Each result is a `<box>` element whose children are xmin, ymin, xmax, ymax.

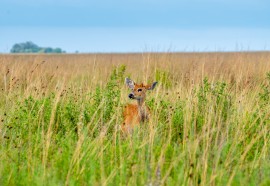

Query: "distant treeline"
<box><xmin>10</xmin><ymin>41</ymin><xmax>65</xmax><ymax>53</ymax></box>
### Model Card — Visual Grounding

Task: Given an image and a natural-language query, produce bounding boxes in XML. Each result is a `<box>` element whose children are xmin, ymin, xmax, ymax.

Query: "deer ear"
<box><xmin>147</xmin><ymin>82</ymin><xmax>158</xmax><ymax>90</ymax></box>
<box><xmin>125</xmin><ymin>77</ymin><xmax>135</xmax><ymax>89</ymax></box>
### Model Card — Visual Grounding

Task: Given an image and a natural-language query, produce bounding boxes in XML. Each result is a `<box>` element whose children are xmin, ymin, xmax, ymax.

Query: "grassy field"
<box><xmin>0</xmin><ymin>52</ymin><xmax>270</xmax><ymax>185</ymax></box>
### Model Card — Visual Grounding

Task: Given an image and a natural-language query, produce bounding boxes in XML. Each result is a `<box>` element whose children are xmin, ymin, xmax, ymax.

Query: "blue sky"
<box><xmin>1</xmin><ymin>0</ymin><xmax>270</xmax><ymax>53</ymax></box>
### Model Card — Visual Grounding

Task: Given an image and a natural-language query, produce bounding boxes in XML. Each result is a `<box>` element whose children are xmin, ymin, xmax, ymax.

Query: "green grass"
<box><xmin>0</xmin><ymin>64</ymin><xmax>270</xmax><ymax>186</ymax></box>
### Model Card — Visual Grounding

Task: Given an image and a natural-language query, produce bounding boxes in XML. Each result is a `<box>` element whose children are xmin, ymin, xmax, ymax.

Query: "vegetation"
<box><xmin>10</xmin><ymin>41</ymin><xmax>65</xmax><ymax>53</ymax></box>
<box><xmin>0</xmin><ymin>52</ymin><xmax>270</xmax><ymax>185</ymax></box>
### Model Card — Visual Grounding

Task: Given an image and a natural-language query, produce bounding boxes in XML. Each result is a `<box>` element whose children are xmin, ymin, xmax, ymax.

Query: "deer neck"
<box><xmin>137</xmin><ymin>97</ymin><xmax>148</xmax><ymax>122</ymax></box>
<box><xmin>137</xmin><ymin>97</ymin><xmax>145</xmax><ymax>106</ymax></box>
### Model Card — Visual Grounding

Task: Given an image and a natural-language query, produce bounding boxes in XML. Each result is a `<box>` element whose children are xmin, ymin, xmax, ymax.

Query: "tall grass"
<box><xmin>0</xmin><ymin>52</ymin><xmax>270</xmax><ymax>185</ymax></box>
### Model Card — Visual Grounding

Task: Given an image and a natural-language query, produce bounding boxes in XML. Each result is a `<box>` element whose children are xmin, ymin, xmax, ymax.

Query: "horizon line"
<box><xmin>1</xmin><ymin>50</ymin><xmax>270</xmax><ymax>55</ymax></box>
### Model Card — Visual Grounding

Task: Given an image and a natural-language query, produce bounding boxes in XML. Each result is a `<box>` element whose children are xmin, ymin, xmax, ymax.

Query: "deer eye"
<box><xmin>137</xmin><ymin>88</ymin><xmax>142</xmax><ymax>92</ymax></box>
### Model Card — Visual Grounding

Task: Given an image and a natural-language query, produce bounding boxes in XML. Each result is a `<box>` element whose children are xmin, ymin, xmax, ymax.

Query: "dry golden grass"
<box><xmin>1</xmin><ymin>52</ymin><xmax>270</xmax><ymax>92</ymax></box>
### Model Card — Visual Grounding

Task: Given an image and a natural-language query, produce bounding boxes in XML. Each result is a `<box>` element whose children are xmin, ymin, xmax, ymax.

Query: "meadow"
<box><xmin>0</xmin><ymin>52</ymin><xmax>270</xmax><ymax>185</ymax></box>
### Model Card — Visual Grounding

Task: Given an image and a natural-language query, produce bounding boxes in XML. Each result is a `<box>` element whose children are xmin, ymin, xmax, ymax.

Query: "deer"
<box><xmin>121</xmin><ymin>77</ymin><xmax>158</xmax><ymax>134</ymax></box>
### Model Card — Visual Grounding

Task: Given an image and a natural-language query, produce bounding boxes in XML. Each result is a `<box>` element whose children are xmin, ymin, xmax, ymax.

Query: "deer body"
<box><xmin>121</xmin><ymin>78</ymin><xmax>157</xmax><ymax>134</ymax></box>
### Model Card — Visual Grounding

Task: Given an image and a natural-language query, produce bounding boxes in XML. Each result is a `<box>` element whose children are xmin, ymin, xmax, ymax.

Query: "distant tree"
<box><xmin>53</xmin><ymin>48</ymin><xmax>64</xmax><ymax>53</ymax></box>
<box><xmin>44</xmin><ymin>47</ymin><xmax>53</xmax><ymax>53</ymax></box>
<box><xmin>10</xmin><ymin>41</ymin><xmax>39</xmax><ymax>53</ymax></box>
<box><xmin>10</xmin><ymin>41</ymin><xmax>65</xmax><ymax>53</ymax></box>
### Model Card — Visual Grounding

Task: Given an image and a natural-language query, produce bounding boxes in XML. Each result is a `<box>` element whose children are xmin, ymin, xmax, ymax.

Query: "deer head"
<box><xmin>125</xmin><ymin>77</ymin><xmax>158</xmax><ymax>101</ymax></box>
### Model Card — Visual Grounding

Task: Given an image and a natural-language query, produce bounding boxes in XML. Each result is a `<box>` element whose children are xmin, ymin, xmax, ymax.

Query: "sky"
<box><xmin>0</xmin><ymin>0</ymin><xmax>270</xmax><ymax>53</ymax></box>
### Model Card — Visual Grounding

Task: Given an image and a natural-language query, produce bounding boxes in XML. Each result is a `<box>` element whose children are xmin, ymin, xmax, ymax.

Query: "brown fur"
<box><xmin>121</xmin><ymin>103</ymin><xmax>151</xmax><ymax>133</ymax></box>
<box><xmin>121</xmin><ymin>79</ymin><xmax>157</xmax><ymax>134</ymax></box>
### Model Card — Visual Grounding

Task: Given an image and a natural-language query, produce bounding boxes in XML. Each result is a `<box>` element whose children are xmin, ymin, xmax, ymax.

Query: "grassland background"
<box><xmin>0</xmin><ymin>52</ymin><xmax>270</xmax><ymax>185</ymax></box>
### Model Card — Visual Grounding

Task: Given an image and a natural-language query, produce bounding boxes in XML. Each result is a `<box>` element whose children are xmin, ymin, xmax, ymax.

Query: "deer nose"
<box><xmin>128</xmin><ymin>93</ymin><xmax>134</xmax><ymax>99</ymax></box>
